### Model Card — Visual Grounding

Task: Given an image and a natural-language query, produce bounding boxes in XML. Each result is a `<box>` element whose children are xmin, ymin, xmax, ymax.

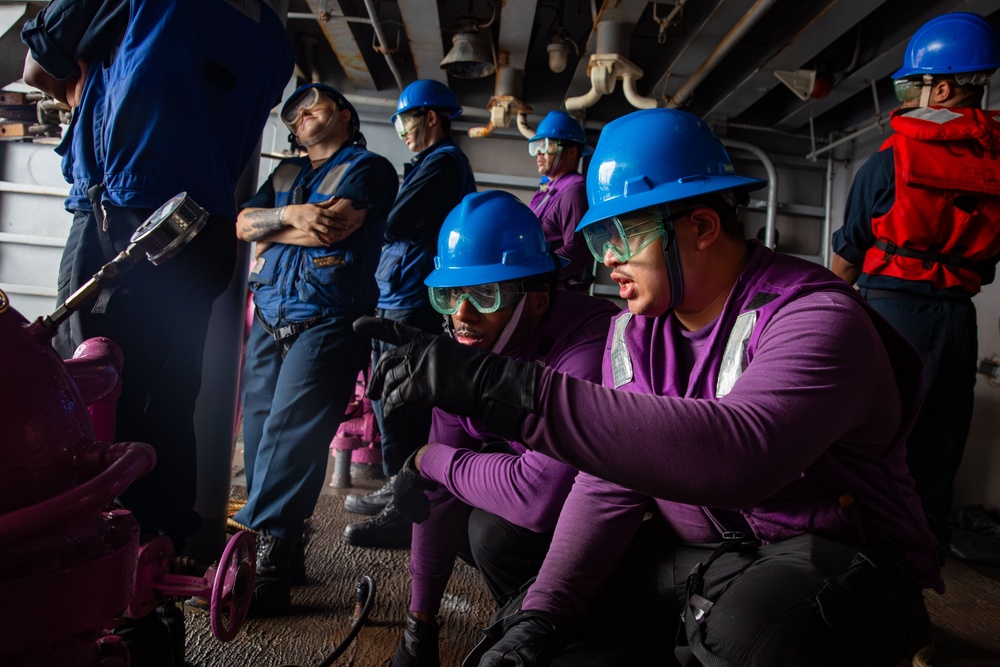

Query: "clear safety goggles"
<box><xmin>583</xmin><ymin>207</ymin><xmax>694</xmax><ymax>263</ymax></box>
<box><xmin>281</xmin><ymin>88</ymin><xmax>334</xmax><ymax>129</ymax></box>
<box><xmin>429</xmin><ymin>281</ymin><xmax>530</xmax><ymax>315</ymax></box>
<box><xmin>893</xmin><ymin>78</ymin><xmax>925</xmax><ymax>104</ymax></box>
<box><xmin>894</xmin><ymin>72</ymin><xmax>992</xmax><ymax>104</ymax></box>
<box><xmin>393</xmin><ymin>110</ymin><xmax>427</xmax><ymax>138</ymax></box>
<box><xmin>528</xmin><ymin>137</ymin><xmax>562</xmax><ymax>156</ymax></box>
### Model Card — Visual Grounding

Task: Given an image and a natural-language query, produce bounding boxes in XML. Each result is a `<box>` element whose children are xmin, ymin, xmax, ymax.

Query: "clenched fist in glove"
<box><xmin>477</xmin><ymin>610</ymin><xmax>563</xmax><ymax>667</ymax></box>
<box><xmin>354</xmin><ymin>316</ymin><xmax>543</xmax><ymax>442</ymax></box>
<box><xmin>392</xmin><ymin>448</ymin><xmax>438</xmax><ymax>524</ymax></box>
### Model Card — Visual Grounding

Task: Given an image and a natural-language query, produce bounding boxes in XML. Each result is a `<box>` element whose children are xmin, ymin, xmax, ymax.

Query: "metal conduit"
<box><xmin>666</xmin><ymin>0</ymin><xmax>777</xmax><ymax>109</ymax></box>
<box><xmin>720</xmin><ymin>138</ymin><xmax>777</xmax><ymax>249</ymax></box>
<box><xmin>361</xmin><ymin>0</ymin><xmax>405</xmax><ymax>92</ymax></box>
<box><xmin>806</xmin><ymin>118</ymin><xmax>886</xmax><ymax>161</ymax></box>
<box><xmin>822</xmin><ymin>154</ymin><xmax>834</xmax><ymax>268</ymax></box>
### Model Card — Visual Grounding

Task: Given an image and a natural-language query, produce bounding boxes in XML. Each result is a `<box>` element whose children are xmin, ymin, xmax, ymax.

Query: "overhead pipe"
<box><xmin>822</xmin><ymin>151</ymin><xmax>834</xmax><ymax>268</ymax></box>
<box><xmin>516</xmin><ymin>111</ymin><xmax>536</xmax><ymax>139</ymax></box>
<box><xmin>361</xmin><ymin>0</ymin><xmax>405</xmax><ymax>92</ymax></box>
<box><xmin>565</xmin><ymin>20</ymin><xmax>661</xmax><ymax>112</ymax></box>
<box><xmin>721</xmin><ymin>138</ymin><xmax>778</xmax><ymax>249</ymax></box>
<box><xmin>666</xmin><ymin>0</ymin><xmax>777</xmax><ymax>109</ymax></box>
<box><xmin>469</xmin><ymin>52</ymin><xmax>532</xmax><ymax>138</ymax></box>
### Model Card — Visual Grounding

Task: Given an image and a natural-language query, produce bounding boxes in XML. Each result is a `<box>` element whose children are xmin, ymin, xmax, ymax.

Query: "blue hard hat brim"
<box><xmin>576</xmin><ymin>175</ymin><xmax>767</xmax><ymax>232</ymax></box>
<box><xmin>425</xmin><ymin>256</ymin><xmax>569</xmax><ymax>288</ymax></box>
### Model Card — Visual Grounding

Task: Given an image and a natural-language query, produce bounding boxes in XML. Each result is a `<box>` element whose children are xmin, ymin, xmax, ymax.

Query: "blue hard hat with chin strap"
<box><xmin>892</xmin><ymin>12</ymin><xmax>1000</xmax><ymax>79</ymax></box>
<box><xmin>426</xmin><ymin>190</ymin><xmax>567</xmax><ymax>288</ymax></box>
<box><xmin>578</xmin><ymin>108</ymin><xmax>766</xmax><ymax>311</ymax></box>
<box><xmin>392</xmin><ymin>80</ymin><xmax>463</xmax><ymax>123</ymax></box>
<box><xmin>529</xmin><ymin>111</ymin><xmax>593</xmax><ymax>156</ymax></box>
<box><xmin>577</xmin><ymin>109</ymin><xmax>765</xmax><ymax>231</ymax></box>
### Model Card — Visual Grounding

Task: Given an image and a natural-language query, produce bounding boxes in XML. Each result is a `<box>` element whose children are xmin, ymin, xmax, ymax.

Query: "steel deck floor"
<box><xmin>183</xmin><ymin>464</ymin><xmax>1000</xmax><ymax>667</ymax></box>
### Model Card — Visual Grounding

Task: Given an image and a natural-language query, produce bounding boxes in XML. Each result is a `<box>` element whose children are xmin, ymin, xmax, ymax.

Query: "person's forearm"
<box><xmin>831</xmin><ymin>253</ymin><xmax>862</xmax><ymax>285</ymax></box>
<box><xmin>520</xmin><ymin>292</ymin><xmax>885</xmax><ymax>507</ymax></box>
<box><xmin>420</xmin><ymin>445</ymin><xmax>576</xmax><ymax>532</ymax></box>
<box><xmin>23</xmin><ymin>51</ymin><xmax>68</xmax><ymax>102</ymax></box>
<box><xmin>237</xmin><ymin>207</ymin><xmax>286</xmax><ymax>242</ymax></box>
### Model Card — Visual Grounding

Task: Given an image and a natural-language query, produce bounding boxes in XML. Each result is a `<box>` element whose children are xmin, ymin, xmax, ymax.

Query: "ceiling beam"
<box><xmin>775</xmin><ymin>0</ymin><xmax>1000</xmax><ymax>131</ymax></box>
<box><xmin>397</xmin><ymin>0</ymin><xmax>447</xmax><ymax>83</ymax></box>
<box><xmin>497</xmin><ymin>0</ymin><xmax>537</xmax><ymax>70</ymax></box>
<box><xmin>701</xmin><ymin>0</ymin><xmax>880</xmax><ymax>120</ymax></box>
<box><xmin>304</xmin><ymin>0</ymin><xmax>376</xmax><ymax>91</ymax></box>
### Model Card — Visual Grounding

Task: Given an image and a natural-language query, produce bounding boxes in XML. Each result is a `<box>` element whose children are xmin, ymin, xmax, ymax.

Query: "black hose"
<box><xmin>317</xmin><ymin>574</ymin><xmax>376</xmax><ymax>667</ymax></box>
<box><xmin>278</xmin><ymin>574</ymin><xmax>376</xmax><ymax>667</ymax></box>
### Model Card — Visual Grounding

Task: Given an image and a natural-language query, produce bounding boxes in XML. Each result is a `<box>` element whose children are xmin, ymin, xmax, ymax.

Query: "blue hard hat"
<box><xmin>576</xmin><ymin>109</ymin><xmax>766</xmax><ymax>231</ymax></box>
<box><xmin>426</xmin><ymin>190</ymin><xmax>567</xmax><ymax>287</ymax></box>
<box><xmin>892</xmin><ymin>12</ymin><xmax>1000</xmax><ymax>79</ymax></box>
<box><xmin>391</xmin><ymin>80</ymin><xmax>463</xmax><ymax>123</ymax></box>
<box><xmin>529</xmin><ymin>111</ymin><xmax>594</xmax><ymax>156</ymax></box>
<box><xmin>282</xmin><ymin>83</ymin><xmax>360</xmax><ymax>135</ymax></box>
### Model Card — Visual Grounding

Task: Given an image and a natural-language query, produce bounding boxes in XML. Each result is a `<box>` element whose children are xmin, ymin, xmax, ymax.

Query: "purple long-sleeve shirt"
<box><xmin>517</xmin><ymin>242</ymin><xmax>942</xmax><ymax>624</ymax></box>
<box><xmin>529</xmin><ymin>172</ymin><xmax>593</xmax><ymax>287</ymax></box>
<box><xmin>409</xmin><ymin>290</ymin><xmax>620</xmax><ymax>614</ymax></box>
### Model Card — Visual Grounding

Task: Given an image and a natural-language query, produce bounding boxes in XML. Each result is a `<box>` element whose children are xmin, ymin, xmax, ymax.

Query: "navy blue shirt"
<box><xmin>246</xmin><ymin>144</ymin><xmax>399</xmax><ymax>325</ymax></box>
<box><xmin>23</xmin><ymin>0</ymin><xmax>294</xmax><ymax>217</ymax></box>
<box><xmin>376</xmin><ymin>138</ymin><xmax>476</xmax><ymax>309</ymax></box>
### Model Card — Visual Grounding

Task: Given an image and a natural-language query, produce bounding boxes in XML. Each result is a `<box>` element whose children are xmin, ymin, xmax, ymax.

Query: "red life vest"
<box><xmin>862</xmin><ymin>106</ymin><xmax>1000</xmax><ymax>294</ymax></box>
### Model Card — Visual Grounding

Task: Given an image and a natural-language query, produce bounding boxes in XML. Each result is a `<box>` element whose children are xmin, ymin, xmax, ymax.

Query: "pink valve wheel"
<box><xmin>209</xmin><ymin>530</ymin><xmax>256</xmax><ymax>641</ymax></box>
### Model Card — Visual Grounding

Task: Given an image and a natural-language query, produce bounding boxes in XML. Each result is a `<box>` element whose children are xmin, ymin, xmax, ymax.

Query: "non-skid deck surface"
<box><xmin>185</xmin><ymin>484</ymin><xmax>1000</xmax><ymax>666</ymax></box>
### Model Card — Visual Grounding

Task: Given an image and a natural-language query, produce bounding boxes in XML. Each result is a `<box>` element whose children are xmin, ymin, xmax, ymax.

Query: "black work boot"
<box><xmin>345</xmin><ymin>475</ymin><xmax>396</xmax><ymax>515</ymax></box>
<box><xmin>343</xmin><ymin>501</ymin><xmax>412</xmax><ymax>549</ymax></box>
<box><xmin>390</xmin><ymin>613</ymin><xmax>440</xmax><ymax>667</ymax></box>
<box><xmin>249</xmin><ymin>531</ymin><xmax>306</xmax><ymax>616</ymax></box>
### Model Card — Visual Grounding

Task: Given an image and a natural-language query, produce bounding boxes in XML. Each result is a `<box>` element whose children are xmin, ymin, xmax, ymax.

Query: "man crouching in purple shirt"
<box><xmin>366</xmin><ymin>110</ymin><xmax>941</xmax><ymax>667</ymax></box>
<box><xmin>355</xmin><ymin>190</ymin><xmax>618</xmax><ymax>666</ymax></box>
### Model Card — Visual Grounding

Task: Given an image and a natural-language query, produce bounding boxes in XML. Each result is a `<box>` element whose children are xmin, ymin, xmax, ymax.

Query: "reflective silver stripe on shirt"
<box><xmin>611</xmin><ymin>312</ymin><xmax>634</xmax><ymax>388</ymax></box>
<box><xmin>716</xmin><ymin>310</ymin><xmax>757</xmax><ymax>398</ymax></box>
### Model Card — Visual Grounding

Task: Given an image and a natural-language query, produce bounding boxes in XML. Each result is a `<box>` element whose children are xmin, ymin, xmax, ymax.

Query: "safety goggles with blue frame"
<box><xmin>583</xmin><ymin>206</ymin><xmax>696</xmax><ymax>263</ymax></box>
<box><xmin>429</xmin><ymin>281</ymin><xmax>538</xmax><ymax>315</ymax></box>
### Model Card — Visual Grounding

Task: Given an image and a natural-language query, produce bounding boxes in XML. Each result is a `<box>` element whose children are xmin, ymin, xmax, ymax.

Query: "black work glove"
<box><xmin>357</xmin><ymin>318</ymin><xmax>543</xmax><ymax>442</ymax></box>
<box><xmin>393</xmin><ymin>449</ymin><xmax>439</xmax><ymax>524</ymax></box>
<box><xmin>390</xmin><ymin>612</ymin><xmax>440</xmax><ymax>667</ymax></box>
<box><xmin>353</xmin><ymin>315</ymin><xmax>435</xmax><ymax>347</ymax></box>
<box><xmin>477</xmin><ymin>610</ymin><xmax>562</xmax><ymax>667</ymax></box>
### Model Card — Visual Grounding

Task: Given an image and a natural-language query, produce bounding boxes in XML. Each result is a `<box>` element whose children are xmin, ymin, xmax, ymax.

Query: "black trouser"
<box><xmin>480</xmin><ymin>519</ymin><xmax>678</xmax><ymax>667</ymax></box>
<box><xmin>481</xmin><ymin>528</ymin><xmax>929</xmax><ymax>667</ymax></box>
<box><xmin>673</xmin><ymin>533</ymin><xmax>930</xmax><ymax>667</ymax></box>
<box><xmin>467</xmin><ymin>508</ymin><xmax>556</xmax><ymax>607</ymax></box>
<box><xmin>863</xmin><ymin>290</ymin><xmax>978</xmax><ymax>545</ymax></box>
<box><xmin>54</xmin><ymin>204</ymin><xmax>237</xmax><ymax>547</ymax></box>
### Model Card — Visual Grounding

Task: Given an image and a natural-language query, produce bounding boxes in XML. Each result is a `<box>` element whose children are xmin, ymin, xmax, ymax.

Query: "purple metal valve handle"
<box><xmin>126</xmin><ymin>531</ymin><xmax>256</xmax><ymax>642</ymax></box>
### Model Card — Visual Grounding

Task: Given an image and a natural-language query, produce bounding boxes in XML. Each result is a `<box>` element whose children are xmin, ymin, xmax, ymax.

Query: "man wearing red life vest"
<box><xmin>832</xmin><ymin>12</ymin><xmax>1000</xmax><ymax>549</ymax></box>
